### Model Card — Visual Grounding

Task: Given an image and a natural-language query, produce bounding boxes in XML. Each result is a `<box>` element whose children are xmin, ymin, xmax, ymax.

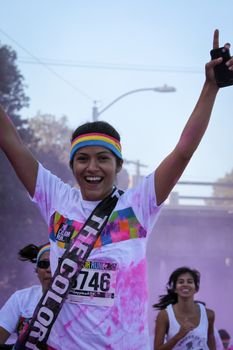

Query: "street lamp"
<box><xmin>92</xmin><ymin>84</ymin><xmax>176</xmax><ymax>121</ymax></box>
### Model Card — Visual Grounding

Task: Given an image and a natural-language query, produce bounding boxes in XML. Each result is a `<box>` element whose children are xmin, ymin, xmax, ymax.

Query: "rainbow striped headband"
<box><xmin>36</xmin><ymin>243</ymin><xmax>50</xmax><ymax>265</ymax></box>
<box><xmin>70</xmin><ymin>132</ymin><xmax>122</xmax><ymax>161</ymax></box>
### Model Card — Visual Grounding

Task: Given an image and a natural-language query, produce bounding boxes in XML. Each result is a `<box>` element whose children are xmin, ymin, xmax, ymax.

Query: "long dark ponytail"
<box><xmin>18</xmin><ymin>243</ymin><xmax>49</xmax><ymax>264</ymax></box>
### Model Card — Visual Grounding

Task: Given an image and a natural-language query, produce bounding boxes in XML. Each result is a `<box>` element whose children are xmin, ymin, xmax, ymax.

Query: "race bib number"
<box><xmin>68</xmin><ymin>260</ymin><xmax>118</xmax><ymax>307</ymax></box>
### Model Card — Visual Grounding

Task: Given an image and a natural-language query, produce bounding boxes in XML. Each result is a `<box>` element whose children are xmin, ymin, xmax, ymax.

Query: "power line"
<box><xmin>0</xmin><ymin>27</ymin><xmax>93</xmax><ymax>101</ymax></box>
<box><xmin>18</xmin><ymin>56</ymin><xmax>203</xmax><ymax>74</ymax></box>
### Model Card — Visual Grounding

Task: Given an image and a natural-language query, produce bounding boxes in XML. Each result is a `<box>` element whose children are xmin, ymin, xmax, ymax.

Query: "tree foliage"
<box><xmin>205</xmin><ymin>169</ymin><xmax>233</xmax><ymax>207</ymax></box>
<box><xmin>28</xmin><ymin>112</ymin><xmax>72</xmax><ymax>165</ymax></box>
<box><xmin>0</xmin><ymin>42</ymin><xmax>45</xmax><ymax>302</ymax></box>
<box><xmin>209</xmin><ymin>169</ymin><xmax>233</xmax><ymax>207</ymax></box>
<box><xmin>0</xmin><ymin>43</ymin><xmax>29</xmax><ymax>122</ymax></box>
<box><xmin>0</xmin><ymin>43</ymin><xmax>74</xmax><ymax>303</ymax></box>
<box><xmin>28</xmin><ymin>112</ymin><xmax>74</xmax><ymax>184</ymax></box>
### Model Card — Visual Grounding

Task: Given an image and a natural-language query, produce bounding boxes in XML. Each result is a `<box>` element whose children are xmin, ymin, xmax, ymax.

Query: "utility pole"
<box><xmin>92</xmin><ymin>101</ymin><xmax>99</xmax><ymax>122</ymax></box>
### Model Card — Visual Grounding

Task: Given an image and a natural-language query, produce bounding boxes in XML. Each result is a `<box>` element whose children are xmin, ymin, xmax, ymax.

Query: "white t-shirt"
<box><xmin>0</xmin><ymin>285</ymin><xmax>42</xmax><ymax>336</ymax></box>
<box><xmin>166</xmin><ymin>303</ymin><xmax>209</xmax><ymax>350</ymax></box>
<box><xmin>32</xmin><ymin>163</ymin><xmax>162</xmax><ymax>350</ymax></box>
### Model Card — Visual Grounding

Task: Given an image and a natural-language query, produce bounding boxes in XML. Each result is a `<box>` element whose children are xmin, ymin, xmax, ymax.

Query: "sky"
<box><xmin>1</xmin><ymin>0</ymin><xmax>233</xmax><ymax>201</ymax></box>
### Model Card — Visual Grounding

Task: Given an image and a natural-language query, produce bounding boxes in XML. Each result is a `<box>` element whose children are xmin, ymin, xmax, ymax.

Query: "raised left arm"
<box><xmin>155</xmin><ymin>29</ymin><xmax>233</xmax><ymax>205</ymax></box>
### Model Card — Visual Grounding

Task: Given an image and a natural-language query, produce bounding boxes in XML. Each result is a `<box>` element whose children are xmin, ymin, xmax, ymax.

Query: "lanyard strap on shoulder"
<box><xmin>14</xmin><ymin>187</ymin><xmax>123</xmax><ymax>350</ymax></box>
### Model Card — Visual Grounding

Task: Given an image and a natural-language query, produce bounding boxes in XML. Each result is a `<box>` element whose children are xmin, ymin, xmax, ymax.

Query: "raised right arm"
<box><xmin>0</xmin><ymin>105</ymin><xmax>38</xmax><ymax>197</ymax></box>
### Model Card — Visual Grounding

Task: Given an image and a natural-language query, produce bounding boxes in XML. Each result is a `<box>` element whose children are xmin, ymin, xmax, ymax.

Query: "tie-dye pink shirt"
<box><xmin>33</xmin><ymin>163</ymin><xmax>162</xmax><ymax>350</ymax></box>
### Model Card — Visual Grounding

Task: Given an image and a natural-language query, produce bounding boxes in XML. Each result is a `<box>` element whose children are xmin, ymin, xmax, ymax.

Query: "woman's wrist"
<box><xmin>203</xmin><ymin>79</ymin><xmax>219</xmax><ymax>94</ymax></box>
<box><xmin>173</xmin><ymin>332</ymin><xmax>183</xmax><ymax>343</ymax></box>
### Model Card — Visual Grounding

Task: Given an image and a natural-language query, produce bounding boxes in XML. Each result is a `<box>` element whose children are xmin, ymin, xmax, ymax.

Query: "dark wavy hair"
<box><xmin>153</xmin><ymin>266</ymin><xmax>200</xmax><ymax>310</ymax></box>
<box><xmin>219</xmin><ymin>329</ymin><xmax>231</xmax><ymax>340</ymax></box>
<box><xmin>18</xmin><ymin>243</ymin><xmax>49</xmax><ymax>264</ymax></box>
<box><xmin>69</xmin><ymin>121</ymin><xmax>122</xmax><ymax>168</ymax></box>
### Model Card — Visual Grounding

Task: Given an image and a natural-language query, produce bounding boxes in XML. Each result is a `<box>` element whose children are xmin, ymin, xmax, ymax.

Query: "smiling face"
<box><xmin>175</xmin><ymin>272</ymin><xmax>197</xmax><ymax>299</ymax></box>
<box><xmin>36</xmin><ymin>251</ymin><xmax>51</xmax><ymax>292</ymax></box>
<box><xmin>72</xmin><ymin>146</ymin><xmax>122</xmax><ymax>201</ymax></box>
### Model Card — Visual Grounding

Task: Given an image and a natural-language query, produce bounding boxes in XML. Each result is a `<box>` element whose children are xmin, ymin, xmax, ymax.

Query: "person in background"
<box><xmin>0</xmin><ymin>243</ymin><xmax>51</xmax><ymax>346</ymax></box>
<box><xmin>215</xmin><ymin>328</ymin><xmax>225</xmax><ymax>350</ymax></box>
<box><xmin>218</xmin><ymin>329</ymin><xmax>233</xmax><ymax>350</ymax></box>
<box><xmin>0</xmin><ymin>29</ymin><xmax>232</xmax><ymax>349</ymax></box>
<box><xmin>153</xmin><ymin>266</ymin><xmax>216</xmax><ymax>350</ymax></box>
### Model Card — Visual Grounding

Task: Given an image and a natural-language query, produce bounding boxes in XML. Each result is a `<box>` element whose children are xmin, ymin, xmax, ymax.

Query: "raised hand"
<box><xmin>177</xmin><ymin>319</ymin><xmax>195</xmax><ymax>339</ymax></box>
<box><xmin>206</xmin><ymin>29</ymin><xmax>233</xmax><ymax>86</ymax></box>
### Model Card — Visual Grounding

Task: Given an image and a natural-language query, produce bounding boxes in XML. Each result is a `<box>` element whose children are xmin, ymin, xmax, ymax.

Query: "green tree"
<box><xmin>0</xmin><ymin>44</ymin><xmax>75</xmax><ymax>303</ymax></box>
<box><xmin>0</xmin><ymin>42</ymin><xmax>32</xmax><ymax>207</ymax></box>
<box><xmin>0</xmin><ymin>43</ymin><xmax>29</xmax><ymax>109</ymax></box>
<box><xmin>205</xmin><ymin>169</ymin><xmax>233</xmax><ymax>207</ymax></box>
<box><xmin>0</xmin><ymin>43</ymin><xmax>30</xmax><ymax>133</ymax></box>
<box><xmin>28</xmin><ymin>112</ymin><xmax>71</xmax><ymax>165</ymax></box>
<box><xmin>0</xmin><ymin>43</ymin><xmax>46</xmax><ymax>302</ymax></box>
<box><xmin>28</xmin><ymin>112</ymin><xmax>74</xmax><ymax>184</ymax></box>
